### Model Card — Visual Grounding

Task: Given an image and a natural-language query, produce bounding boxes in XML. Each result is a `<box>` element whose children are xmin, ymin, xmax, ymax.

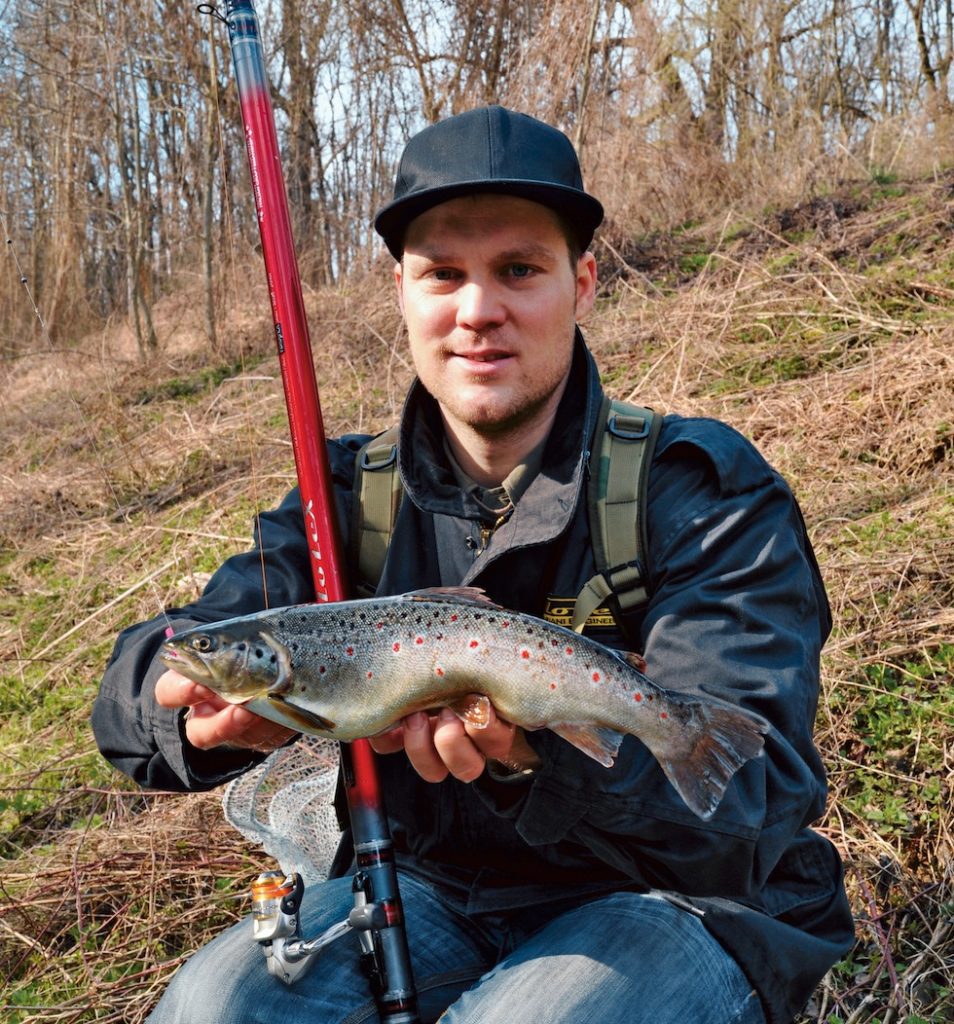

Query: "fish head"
<box><xmin>159</xmin><ymin>621</ymin><xmax>290</xmax><ymax>703</ymax></box>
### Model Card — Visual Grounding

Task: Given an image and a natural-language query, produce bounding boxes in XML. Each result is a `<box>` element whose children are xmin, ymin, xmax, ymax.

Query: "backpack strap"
<box><xmin>571</xmin><ymin>398</ymin><xmax>661</xmax><ymax>633</ymax></box>
<box><xmin>351</xmin><ymin>426</ymin><xmax>402</xmax><ymax>597</ymax></box>
<box><xmin>350</xmin><ymin>403</ymin><xmax>661</xmax><ymax>629</ymax></box>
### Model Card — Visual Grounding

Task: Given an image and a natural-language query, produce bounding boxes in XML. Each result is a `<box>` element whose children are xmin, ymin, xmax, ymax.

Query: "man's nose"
<box><xmin>456</xmin><ymin>280</ymin><xmax>506</xmax><ymax>331</ymax></box>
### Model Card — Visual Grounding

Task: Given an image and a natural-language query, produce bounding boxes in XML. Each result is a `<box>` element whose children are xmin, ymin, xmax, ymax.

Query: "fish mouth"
<box><xmin>159</xmin><ymin>642</ymin><xmax>216</xmax><ymax>687</ymax></box>
<box><xmin>159</xmin><ymin>621</ymin><xmax>293</xmax><ymax>700</ymax></box>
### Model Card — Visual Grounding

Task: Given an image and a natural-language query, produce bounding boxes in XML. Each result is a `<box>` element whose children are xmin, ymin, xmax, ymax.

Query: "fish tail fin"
<box><xmin>655</xmin><ymin>703</ymin><xmax>768</xmax><ymax>821</ymax></box>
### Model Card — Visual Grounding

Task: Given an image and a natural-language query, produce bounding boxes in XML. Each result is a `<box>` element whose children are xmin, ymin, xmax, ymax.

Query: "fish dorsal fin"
<box><xmin>406</xmin><ymin>586</ymin><xmax>503</xmax><ymax>610</ymax></box>
<box><xmin>621</xmin><ymin>651</ymin><xmax>648</xmax><ymax>674</ymax></box>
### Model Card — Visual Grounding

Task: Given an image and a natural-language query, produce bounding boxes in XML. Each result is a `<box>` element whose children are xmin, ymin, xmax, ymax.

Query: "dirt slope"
<box><xmin>1</xmin><ymin>173</ymin><xmax>952</xmax><ymax>1022</ymax></box>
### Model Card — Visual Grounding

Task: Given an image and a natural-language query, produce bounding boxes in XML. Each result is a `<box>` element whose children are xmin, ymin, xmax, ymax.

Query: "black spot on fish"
<box><xmin>255</xmin><ymin>648</ymin><xmax>264</xmax><ymax>658</ymax></box>
<box><xmin>238</xmin><ymin>642</ymin><xmax>247</xmax><ymax>651</ymax></box>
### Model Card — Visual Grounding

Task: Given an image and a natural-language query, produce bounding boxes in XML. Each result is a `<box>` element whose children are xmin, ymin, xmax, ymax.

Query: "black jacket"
<box><xmin>93</xmin><ymin>337</ymin><xmax>854</xmax><ymax>1023</ymax></box>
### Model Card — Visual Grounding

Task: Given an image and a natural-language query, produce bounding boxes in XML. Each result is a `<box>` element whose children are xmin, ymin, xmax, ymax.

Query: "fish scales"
<box><xmin>278</xmin><ymin>599</ymin><xmax>655</xmax><ymax>735</ymax></box>
<box><xmin>160</xmin><ymin>586</ymin><xmax>768</xmax><ymax>820</ymax></box>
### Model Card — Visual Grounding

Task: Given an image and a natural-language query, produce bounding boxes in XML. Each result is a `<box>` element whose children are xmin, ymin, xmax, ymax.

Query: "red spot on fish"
<box><xmin>415</xmin><ymin>636</ymin><xmax>424</xmax><ymax>644</ymax></box>
<box><xmin>549</xmin><ymin>682</ymin><xmax>557</xmax><ymax>690</ymax></box>
<box><xmin>366</xmin><ymin>672</ymin><xmax>373</xmax><ymax>679</ymax></box>
<box><xmin>521</xmin><ymin>649</ymin><xmax>530</xmax><ymax>659</ymax></box>
<box><xmin>469</xmin><ymin>639</ymin><xmax>479</xmax><ymax>648</ymax></box>
<box><xmin>592</xmin><ymin>672</ymin><xmax>601</xmax><ymax>683</ymax></box>
<box><xmin>435</xmin><ymin>667</ymin><xmax>445</xmax><ymax>677</ymax></box>
<box><xmin>660</xmin><ymin>711</ymin><xmax>668</xmax><ymax>720</ymax></box>
<box><xmin>319</xmin><ymin>666</ymin><xmax>326</xmax><ymax>674</ymax></box>
<box><xmin>392</xmin><ymin>642</ymin><xmax>401</xmax><ymax>652</ymax></box>
<box><xmin>345</xmin><ymin>647</ymin><xmax>354</xmax><ymax>657</ymax></box>
<box><xmin>450</xmin><ymin>614</ymin><xmax>458</xmax><ymax>622</ymax></box>
<box><xmin>565</xmin><ymin>647</ymin><xmax>574</xmax><ymax>656</ymax></box>
<box><xmin>375</xmin><ymin>622</ymin><xmax>384</xmax><ymax>630</ymax></box>
<box><xmin>634</xmin><ymin>692</ymin><xmax>642</xmax><ymax>702</ymax></box>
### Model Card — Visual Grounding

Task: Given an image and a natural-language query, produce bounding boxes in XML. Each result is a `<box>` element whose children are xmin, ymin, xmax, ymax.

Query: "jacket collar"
<box><xmin>397</xmin><ymin>330</ymin><xmax>604</xmax><ymax>547</ymax></box>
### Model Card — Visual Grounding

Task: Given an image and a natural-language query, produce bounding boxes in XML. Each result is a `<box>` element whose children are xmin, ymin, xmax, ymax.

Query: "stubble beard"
<box><xmin>433</xmin><ymin>347</ymin><xmax>571</xmax><ymax>441</ymax></box>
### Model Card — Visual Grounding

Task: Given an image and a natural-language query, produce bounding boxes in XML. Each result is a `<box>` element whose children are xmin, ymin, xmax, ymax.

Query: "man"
<box><xmin>93</xmin><ymin>106</ymin><xmax>853</xmax><ymax>1023</ymax></box>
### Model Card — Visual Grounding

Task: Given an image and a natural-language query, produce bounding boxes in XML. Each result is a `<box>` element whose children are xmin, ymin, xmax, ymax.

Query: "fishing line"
<box><xmin>202</xmin><ymin>2</ymin><xmax>279</xmax><ymax>610</ymax></box>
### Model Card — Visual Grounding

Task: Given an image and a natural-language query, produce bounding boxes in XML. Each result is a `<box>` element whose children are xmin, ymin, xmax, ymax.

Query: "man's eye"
<box><xmin>508</xmin><ymin>263</ymin><xmax>533</xmax><ymax>278</ymax></box>
<box><xmin>432</xmin><ymin>268</ymin><xmax>458</xmax><ymax>281</ymax></box>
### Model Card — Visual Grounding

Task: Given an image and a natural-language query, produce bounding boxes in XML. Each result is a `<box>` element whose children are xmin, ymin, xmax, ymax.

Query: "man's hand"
<box><xmin>369</xmin><ymin>696</ymin><xmax>542</xmax><ymax>783</ymax></box>
<box><xmin>154</xmin><ymin>669</ymin><xmax>297</xmax><ymax>754</ymax></box>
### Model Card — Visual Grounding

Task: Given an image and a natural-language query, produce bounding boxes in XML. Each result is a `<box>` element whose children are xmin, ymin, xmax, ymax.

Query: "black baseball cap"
<box><xmin>374</xmin><ymin>105</ymin><xmax>604</xmax><ymax>259</ymax></box>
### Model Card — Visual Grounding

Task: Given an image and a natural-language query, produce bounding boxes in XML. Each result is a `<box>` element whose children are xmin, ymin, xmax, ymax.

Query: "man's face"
<box><xmin>395</xmin><ymin>194</ymin><xmax>597</xmax><ymax>441</ymax></box>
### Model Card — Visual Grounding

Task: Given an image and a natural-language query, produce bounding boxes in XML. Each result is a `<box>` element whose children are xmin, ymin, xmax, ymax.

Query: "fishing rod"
<box><xmin>200</xmin><ymin>3</ymin><xmax>418</xmax><ymax>1019</ymax></box>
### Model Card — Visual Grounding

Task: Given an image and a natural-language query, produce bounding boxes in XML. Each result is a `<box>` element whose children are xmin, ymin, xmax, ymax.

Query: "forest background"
<box><xmin>1</xmin><ymin>1</ymin><xmax>953</xmax><ymax>1021</ymax></box>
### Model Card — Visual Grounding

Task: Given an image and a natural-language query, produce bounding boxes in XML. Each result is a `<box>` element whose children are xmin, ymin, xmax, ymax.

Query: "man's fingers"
<box><xmin>184</xmin><ymin>702</ymin><xmax>295</xmax><ymax>752</ymax></box>
<box><xmin>154</xmin><ymin>671</ymin><xmax>295</xmax><ymax>752</ymax></box>
<box><xmin>462</xmin><ymin>705</ymin><xmax>519</xmax><ymax>761</ymax></box>
<box><xmin>402</xmin><ymin>711</ymin><xmax>451</xmax><ymax>782</ymax></box>
<box><xmin>184</xmin><ymin>701</ymin><xmax>245</xmax><ymax>750</ymax></box>
<box><xmin>368</xmin><ymin>700</ymin><xmax>540</xmax><ymax>782</ymax></box>
<box><xmin>431</xmin><ymin>708</ymin><xmax>487</xmax><ymax>783</ymax></box>
<box><xmin>368</xmin><ymin>722</ymin><xmax>407</xmax><ymax>755</ymax></box>
<box><xmin>154</xmin><ymin>669</ymin><xmax>228</xmax><ymax>711</ymax></box>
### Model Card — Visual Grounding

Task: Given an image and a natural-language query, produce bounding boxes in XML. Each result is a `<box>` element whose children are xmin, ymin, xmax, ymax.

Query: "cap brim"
<box><xmin>374</xmin><ymin>180</ymin><xmax>604</xmax><ymax>260</ymax></box>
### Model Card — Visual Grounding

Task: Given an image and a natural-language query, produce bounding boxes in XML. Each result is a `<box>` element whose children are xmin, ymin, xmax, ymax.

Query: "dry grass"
<box><xmin>0</xmin><ymin>791</ymin><xmax>257</xmax><ymax>1023</ymax></box>
<box><xmin>2</xmin><ymin>174</ymin><xmax>953</xmax><ymax>1022</ymax></box>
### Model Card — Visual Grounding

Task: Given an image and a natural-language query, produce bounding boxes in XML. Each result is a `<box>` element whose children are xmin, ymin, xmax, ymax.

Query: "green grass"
<box><xmin>133</xmin><ymin>356</ymin><xmax>262</xmax><ymax>405</ymax></box>
<box><xmin>833</xmin><ymin>648</ymin><xmax>953</xmax><ymax>839</ymax></box>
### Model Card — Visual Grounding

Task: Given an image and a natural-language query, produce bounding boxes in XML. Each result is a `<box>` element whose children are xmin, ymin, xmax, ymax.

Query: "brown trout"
<box><xmin>160</xmin><ymin>586</ymin><xmax>767</xmax><ymax>819</ymax></box>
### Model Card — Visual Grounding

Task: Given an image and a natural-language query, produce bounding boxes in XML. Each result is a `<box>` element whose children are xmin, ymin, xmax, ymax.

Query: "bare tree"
<box><xmin>906</xmin><ymin>0</ymin><xmax>953</xmax><ymax>114</ymax></box>
<box><xmin>0</xmin><ymin>0</ymin><xmax>950</xmax><ymax>361</ymax></box>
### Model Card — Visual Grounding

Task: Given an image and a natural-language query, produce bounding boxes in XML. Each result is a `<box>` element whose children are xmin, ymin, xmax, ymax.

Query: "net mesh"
<box><xmin>222</xmin><ymin>737</ymin><xmax>343</xmax><ymax>885</ymax></box>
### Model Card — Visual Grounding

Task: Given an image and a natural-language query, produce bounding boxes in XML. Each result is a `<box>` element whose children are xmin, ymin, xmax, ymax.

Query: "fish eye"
<box><xmin>192</xmin><ymin>635</ymin><xmax>214</xmax><ymax>653</ymax></box>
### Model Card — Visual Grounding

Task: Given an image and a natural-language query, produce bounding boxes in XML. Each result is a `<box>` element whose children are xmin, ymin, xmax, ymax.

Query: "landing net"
<box><xmin>222</xmin><ymin>738</ymin><xmax>342</xmax><ymax>884</ymax></box>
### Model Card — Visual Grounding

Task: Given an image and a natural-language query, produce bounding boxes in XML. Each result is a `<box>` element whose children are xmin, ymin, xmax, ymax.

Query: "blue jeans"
<box><xmin>149</xmin><ymin>872</ymin><xmax>765</xmax><ymax>1023</ymax></box>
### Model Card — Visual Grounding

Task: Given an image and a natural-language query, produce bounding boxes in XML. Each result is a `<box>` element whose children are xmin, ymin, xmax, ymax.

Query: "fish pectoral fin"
<box><xmin>621</xmin><ymin>651</ymin><xmax>648</xmax><ymax>674</ymax></box>
<box><xmin>549</xmin><ymin>723</ymin><xmax>625</xmax><ymax>767</ymax></box>
<box><xmin>446</xmin><ymin>693</ymin><xmax>492</xmax><ymax>728</ymax></box>
<box><xmin>266</xmin><ymin>694</ymin><xmax>336</xmax><ymax>734</ymax></box>
<box><xmin>405</xmin><ymin>586</ymin><xmax>503</xmax><ymax>610</ymax></box>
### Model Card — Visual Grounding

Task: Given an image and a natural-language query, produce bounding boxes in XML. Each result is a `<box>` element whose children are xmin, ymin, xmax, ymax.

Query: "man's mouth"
<box><xmin>454</xmin><ymin>349</ymin><xmax>513</xmax><ymax>362</ymax></box>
